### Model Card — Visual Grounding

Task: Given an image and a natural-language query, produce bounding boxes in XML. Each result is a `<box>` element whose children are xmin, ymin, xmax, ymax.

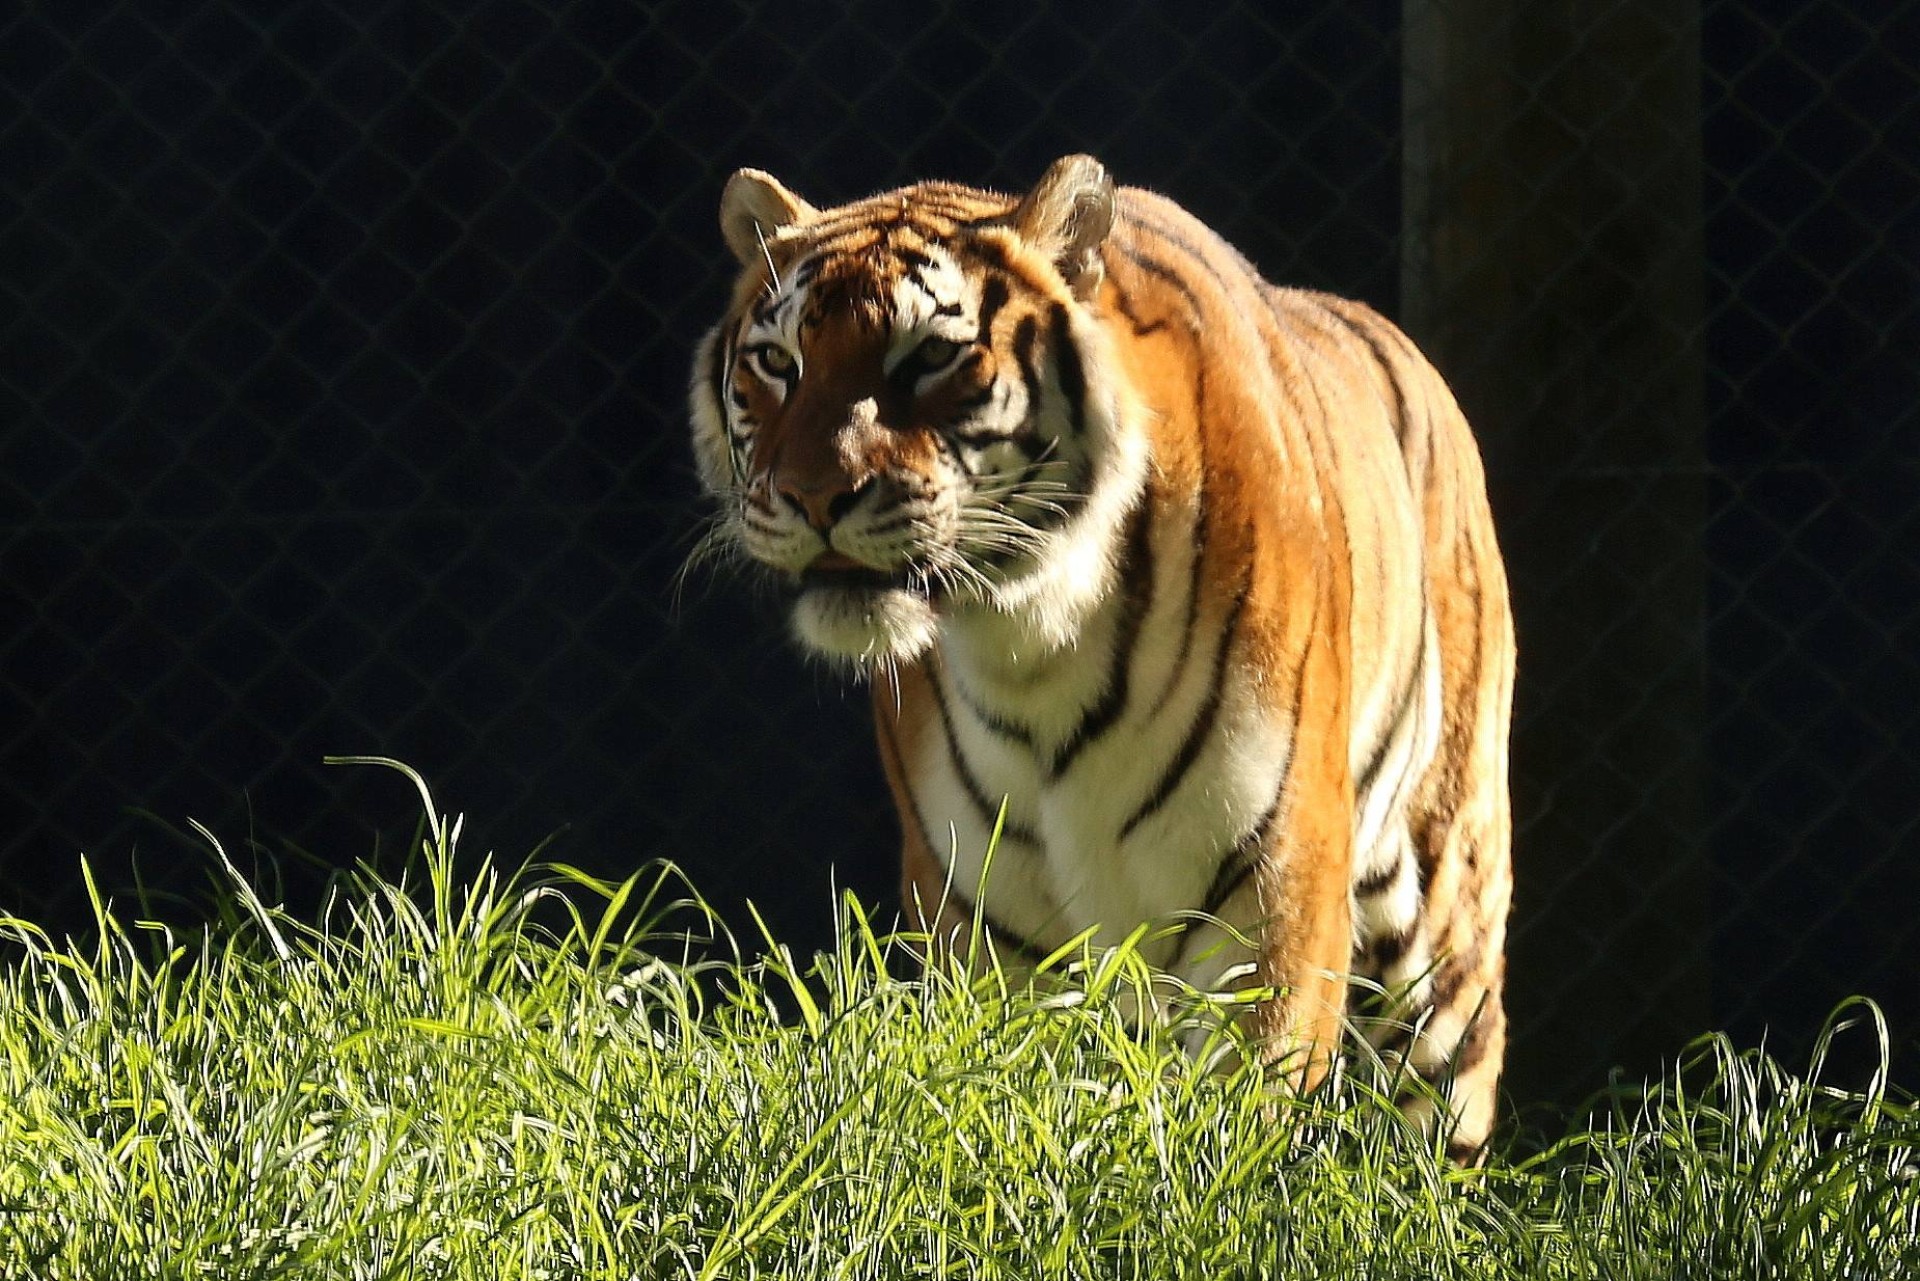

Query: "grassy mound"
<box><xmin>0</xmin><ymin>762</ymin><xmax>1913</xmax><ymax>1279</ymax></box>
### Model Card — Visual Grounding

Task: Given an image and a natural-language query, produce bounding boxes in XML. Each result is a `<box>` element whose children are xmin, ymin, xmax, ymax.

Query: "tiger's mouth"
<box><xmin>798</xmin><ymin>551</ymin><xmax>917</xmax><ymax>595</ymax></box>
<box><xmin>788</xmin><ymin>551</ymin><xmax>942</xmax><ymax>664</ymax></box>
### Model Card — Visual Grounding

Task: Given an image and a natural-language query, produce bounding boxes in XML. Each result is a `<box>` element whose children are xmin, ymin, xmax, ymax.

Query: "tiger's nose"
<box><xmin>777</xmin><ymin>477</ymin><xmax>874</xmax><ymax>532</ymax></box>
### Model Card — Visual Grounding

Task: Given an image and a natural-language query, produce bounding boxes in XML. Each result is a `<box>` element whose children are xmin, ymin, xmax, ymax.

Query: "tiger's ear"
<box><xmin>720</xmin><ymin>168</ymin><xmax>819</xmax><ymax>270</ymax></box>
<box><xmin>1014</xmin><ymin>154</ymin><xmax>1115</xmax><ymax>300</ymax></box>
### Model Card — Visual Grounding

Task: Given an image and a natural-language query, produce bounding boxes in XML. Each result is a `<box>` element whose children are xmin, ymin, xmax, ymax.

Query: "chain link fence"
<box><xmin>5</xmin><ymin>0</ymin><xmax>1915</xmax><ymax>1107</ymax></box>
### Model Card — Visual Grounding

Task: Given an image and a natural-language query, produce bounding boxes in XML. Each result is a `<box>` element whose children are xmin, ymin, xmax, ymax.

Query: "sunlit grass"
<box><xmin>0</xmin><ymin>760</ymin><xmax>1913</xmax><ymax>1278</ymax></box>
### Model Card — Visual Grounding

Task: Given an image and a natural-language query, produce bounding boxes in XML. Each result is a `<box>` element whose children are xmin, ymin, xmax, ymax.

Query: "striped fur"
<box><xmin>688</xmin><ymin>156</ymin><xmax>1514</xmax><ymax>1157</ymax></box>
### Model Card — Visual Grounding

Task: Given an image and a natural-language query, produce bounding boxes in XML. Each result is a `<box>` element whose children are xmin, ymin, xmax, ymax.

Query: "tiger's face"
<box><xmin>691</xmin><ymin>161</ymin><xmax>1138</xmax><ymax>668</ymax></box>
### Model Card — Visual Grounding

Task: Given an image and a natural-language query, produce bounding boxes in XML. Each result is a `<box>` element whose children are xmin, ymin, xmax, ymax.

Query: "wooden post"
<box><xmin>1402</xmin><ymin>0</ymin><xmax>1711</xmax><ymax>1104</ymax></box>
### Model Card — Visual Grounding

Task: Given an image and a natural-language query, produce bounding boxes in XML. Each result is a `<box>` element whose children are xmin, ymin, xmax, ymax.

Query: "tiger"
<box><xmin>687</xmin><ymin>154</ymin><xmax>1514</xmax><ymax>1158</ymax></box>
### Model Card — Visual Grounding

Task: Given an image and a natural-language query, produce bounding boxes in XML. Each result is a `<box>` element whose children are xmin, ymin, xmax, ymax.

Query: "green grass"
<box><xmin>0</xmin><ymin>761</ymin><xmax>1914</xmax><ymax>1279</ymax></box>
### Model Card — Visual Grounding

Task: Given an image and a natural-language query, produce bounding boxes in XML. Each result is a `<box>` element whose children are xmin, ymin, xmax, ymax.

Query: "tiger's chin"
<box><xmin>790</xmin><ymin>583</ymin><xmax>939</xmax><ymax>669</ymax></box>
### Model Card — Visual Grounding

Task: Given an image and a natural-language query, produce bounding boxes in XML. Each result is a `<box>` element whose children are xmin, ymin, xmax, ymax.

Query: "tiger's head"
<box><xmin>689</xmin><ymin>155</ymin><xmax>1149</xmax><ymax>669</ymax></box>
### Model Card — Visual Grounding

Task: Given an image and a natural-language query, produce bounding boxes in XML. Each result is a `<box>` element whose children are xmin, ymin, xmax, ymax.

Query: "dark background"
<box><xmin>4</xmin><ymin>0</ymin><xmax>1915</xmax><ymax>1112</ymax></box>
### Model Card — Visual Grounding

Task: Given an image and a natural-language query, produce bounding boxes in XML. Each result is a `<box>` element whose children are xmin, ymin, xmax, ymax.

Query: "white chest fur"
<box><xmin>904</xmin><ymin>497</ymin><xmax>1294</xmax><ymax>990</ymax></box>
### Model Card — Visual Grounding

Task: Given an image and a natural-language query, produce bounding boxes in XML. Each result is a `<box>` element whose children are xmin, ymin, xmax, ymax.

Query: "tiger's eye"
<box><xmin>751</xmin><ymin>344</ymin><xmax>797</xmax><ymax>380</ymax></box>
<box><xmin>900</xmin><ymin>336</ymin><xmax>968</xmax><ymax>384</ymax></box>
<box><xmin>914</xmin><ymin>337</ymin><xmax>962</xmax><ymax>370</ymax></box>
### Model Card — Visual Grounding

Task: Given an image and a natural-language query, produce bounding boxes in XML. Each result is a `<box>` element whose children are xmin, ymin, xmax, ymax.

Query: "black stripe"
<box><xmin>1360</xmin><ymin>922</ymin><xmax>1415</xmax><ymax>973</ymax></box>
<box><xmin>1200</xmin><ymin>793</ymin><xmax>1283</xmax><ymax>916</ymax></box>
<box><xmin>1117</xmin><ymin>202</ymin><xmax>1256</xmax><ymax>305</ymax></box>
<box><xmin>950</xmin><ymin>383</ymin><xmax>998</xmax><ymax>417</ymax></box>
<box><xmin>789</xmin><ymin>255</ymin><xmax>822</xmax><ymax>287</ymax></box>
<box><xmin>748</xmin><ymin>254</ymin><xmax>821</xmax><ymax>324</ymax></box>
<box><xmin>950</xmin><ymin>365</ymin><xmax>1043</xmax><ymax>453</ymax></box>
<box><xmin>1118</xmin><ymin>568</ymin><xmax>1251</xmax><ymax>840</ymax></box>
<box><xmin>1143</xmin><ymin>352</ymin><xmax>1212</xmax><ymax>717</ymax></box>
<box><xmin>1354</xmin><ymin>614</ymin><xmax>1428</xmax><ymax>801</ymax></box>
<box><xmin>1047</xmin><ymin>496</ymin><xmax>1155</xmax><ymax>780</ymax></box>
<box><xmin>1408</xmin><ymin>999</ymin><xmax>1497</xmax><ymax>1097</ymax></box>
<box><xmin>951</xmin><ymin>676</ymin><xmax>1035</xmax><ymax>750</ymax></box>
<box><xmin>898</xmin><ymin>271</ymin><xmax>940</xmax><ymax>312</ymax></box>
<box><xmin>1447</xmin><ymin>999</ymin><xmax>1497</xmax><ymax>1077</ymax></box>
<box><xmin>864</xmin><ymin>511</ymin><xmax>916</xmax><ymax>537</ymax></box>
<box><xmin>932</xmin><ymin>420</ymin><xmax>981</xmax><ymax>481</ymax></box>
<box><xmin>903</xmin><ymin>194</ymin><xmax>995</xmax><ymax>226</ymax></box>
<box><xmin>894</xmin><ymin>245</ymin><xmax>937</xmax><ymax>275</ymax></box>
<box><xmin>1047</xmin><ymin>304</ymin><xmax>1087</xmax><ymax>437</ymax></box>
<box><xmin>880</xmin><ymin>673</ymin><xmax>1045</xmax><ymax>970</ymax></box>
<box><xmin>1147</xmin><ymin>491</ymin><xmax>1208</xmax><ymax>718</ymax></box>
<box><xmin>963</xmin><ymin>231</ymin><xmax>1024</xmax><ymax>278</ymax></box>
<box><xmin>964</xmin><ymin>463</ymin><xmax>1084</xmax><ymax>574</ymax></box>
<box><xmin>1115</xmin><ymin>246</ymin><xmax>1204</xmax><ymax>326</ymax></box>
<box><xmin>709</xmin><ymin>328</ymin><xmax>734</xmax><ymax>427</ymax></box>
<box><xmin>1111</xmin><ymin>244</ymin><xmax>1222</xmax><ymax>338</ymax></box>
<box><xmin>953</xmin><ymin>422</ymin><xmax>1042</xmax><ymax>453</ymax></box>
<box><xmin>1427</xmin><ymin>938</ymin><xmax>1483</xmax><ymax>1013</ymax></box>
<box><xmin>1354</xmin><ymin>851</ymin><xmax>1404</xmax><ymax>899</ymax></box>
<box><xmin>928</xmin><ymin>665</ymin><xmax>1039</xmax><ymax>843</ymax></box>
<box><xmin>976</xmin><ymin>273</ymin><xmax>1011</xmax><ymax>338</ymax></box>
<box><xmin>1159</xmin><ymin>791</ymin><xmax>1282</xmax><ymax>971</ymax></box>
<box><xmin>1115</xmin><ymin>201</ymin><xmax>1224</xmax><ymax>268</ymax></box>
<box><xmin>1011</xmin><ymin>456</ymin><xmax>1085</xmax><ymax>535</ymax></box>
<box><xmin>1012</xmin><ymin>315</ymin><xmax>1042</xmax><ymax>420</ymax></box>
<box><xmin>1109</xmin><ymin>284</ymin><xmax>1168</xmax><ymax>337</ymax></box>
<box><xmin>1418</xmin><ymin>553</ymin><xmax>1486</xmax><ymax>897</ymax></box>
<box><xmin>934</xmin><ymin>880</ymin><xmax>1052</xmax><ymax>966</ymax></box>
<box><xmin>1320</xmin><ymin>297</ymin><xmax>1418</xmax><ymax>441</ymax></box>
<box><xmin>789</xmin><ymin>206</ymin><xmax>872</xmax><ymax>238</ymax></box>
<box><xmin>1184</xmin><ymin>563</ymin><xmax>1318</xmax><ymax>902</ymax></box>
<box><xmin>756</xmin><ymin>288</ymin><xmax>804</xmax><ymax>329</ymax></box>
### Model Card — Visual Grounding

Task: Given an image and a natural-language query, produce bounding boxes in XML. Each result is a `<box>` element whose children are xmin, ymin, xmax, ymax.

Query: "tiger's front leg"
<box><xmin>874</xmin><ymin>660</ymin><xmax>1067</xmax><ymax>975</ymax></box>
<box><xmin>1248</xmin><ymin>822</ymin><xmax>1356</xmax><ymax>1094</ymax></box>
<box><xmin>874</xmin><ymin>667</ymin><xmax>973</xmax><ymax>957</ymax></box>
<box><xmin>1246</xmin><ymin>621</ymin><xmax>1358</xmax><ymax>1094</ymax></box>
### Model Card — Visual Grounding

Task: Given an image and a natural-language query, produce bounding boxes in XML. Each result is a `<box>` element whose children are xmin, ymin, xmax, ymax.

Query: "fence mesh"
<box><xmin>5</xmin><ymin>0</ymin><xmax>1916</xmax><ymax>1106</ymax></box>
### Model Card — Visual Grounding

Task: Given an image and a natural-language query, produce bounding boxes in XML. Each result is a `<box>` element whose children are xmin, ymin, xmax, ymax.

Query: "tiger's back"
<box><xmin>689</xmin><ymin>157</ymin><xmax>1513</xmax><ymax>1156</ymax></box>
